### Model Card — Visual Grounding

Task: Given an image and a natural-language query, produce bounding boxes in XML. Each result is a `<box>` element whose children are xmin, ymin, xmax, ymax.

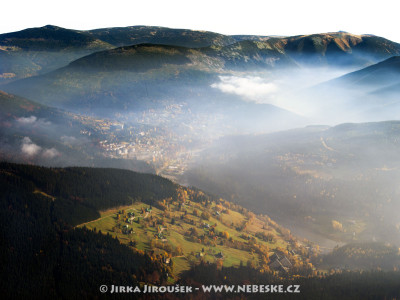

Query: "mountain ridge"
<box><xmin>331</xmin><ymin>55</ymin><xmax>400</xmax><ymax>88</ymax></box>
<box><xmin>2</xmin><ymin>25</ymin><xmax>400</xmax><ymax>83</ymax></box>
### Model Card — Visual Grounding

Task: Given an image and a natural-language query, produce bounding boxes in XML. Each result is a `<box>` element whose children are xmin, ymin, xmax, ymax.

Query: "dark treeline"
<box><xmin>180</xmin><ymin>263</ymin><xmax>400</xmax><ymax>299</ymax></box>
<box><xmin>321</xmin><ymin>242</ymin><xmax>400</xmax><ymax>270</ymax></box>
<box><xmin>0</xmin><ymin>162</ymin><xmax>175</xmax><ymax>299</ymax></box>
<box><xmin>0</xmin><ymin>162</ymin><xmax>177</xmax><ymax>225</ymax></box>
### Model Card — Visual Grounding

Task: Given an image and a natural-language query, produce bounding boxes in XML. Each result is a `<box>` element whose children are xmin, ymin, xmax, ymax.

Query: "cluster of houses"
<box><xmin>122</xmin><ymin>224</ymin><xmax>134</xmax><ymax>235</ymax></box>
<box><xmin>126</xmin><ymin>212</ymin><xmax>135</xmax><ymax>224</ymax></box>
<box><xmin>154</xmin><ymin>225</ymin><xmax>166</xmax><ymax>240</ymax></box>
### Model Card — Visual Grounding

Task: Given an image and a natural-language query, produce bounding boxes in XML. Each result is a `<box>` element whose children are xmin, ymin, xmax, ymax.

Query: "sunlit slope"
<box><xmin>0</xmin><ymin>162</ymin><xmax>313</xmax><ymax>279</ymax></box>
<box><xmin>266</xmin><ymin>32</ymin><xmax>400</xmax><ymax>67</ymax></box>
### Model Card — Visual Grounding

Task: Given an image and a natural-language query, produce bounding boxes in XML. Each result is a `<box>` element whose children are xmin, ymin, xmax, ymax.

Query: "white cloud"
<box><xmin>17</xmin><ymin>116</ymin><xmax>37</xmax><ymax>124</ymax></box>
<box><xmin>21</xmin><ymin>137</ymin><xmax>60</xmax><ymax>158</ymax></box>
<box><xmin>16</xmin><ymin>115</ymin><xmax>51</xmax><ymax>127</ymax></box>
<box><xmin>21</xmin><ymin>137</ymin><xmax>42</xmax><ymax>156</ymax></box>
<box><xmin>211</xmin><ymin>76</ymin><xmax>278</xmax><ymax>103</ymax></box>
<box><xmin>42</xmin><ymin>148</ymin><xmax>60</xmax><ymax>159</ymax></box>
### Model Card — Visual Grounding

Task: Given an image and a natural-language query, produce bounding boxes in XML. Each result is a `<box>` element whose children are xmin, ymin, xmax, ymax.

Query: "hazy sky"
<box><xmin>2</xmin><ymin>0</ymin><xmax>400</xmax><ymax>42</ymax></box>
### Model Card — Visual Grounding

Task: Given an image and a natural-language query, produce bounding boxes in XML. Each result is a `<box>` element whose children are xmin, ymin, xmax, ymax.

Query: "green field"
<box><xmin>78</xmin><ymin>199</ymin><xmax>304</xmax><ymax>278</ymax></box>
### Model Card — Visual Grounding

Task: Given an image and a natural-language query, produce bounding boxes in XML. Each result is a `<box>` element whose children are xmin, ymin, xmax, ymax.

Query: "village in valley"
<box><xmin>78</xmin><ymin>186</ymin><xmax>320</xmax><ymax>280</ymax></box>
<box><xmin>71</xmin><ymin>101</ymin><xmax>228</xmax><ymax>181</ymax></box>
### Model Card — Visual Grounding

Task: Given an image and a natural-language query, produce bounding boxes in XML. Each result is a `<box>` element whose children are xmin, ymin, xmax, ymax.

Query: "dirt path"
<box><xmin>320</xmin><ymin>137</ymin><xmax>336</xmax><ymax>152</ymax></box>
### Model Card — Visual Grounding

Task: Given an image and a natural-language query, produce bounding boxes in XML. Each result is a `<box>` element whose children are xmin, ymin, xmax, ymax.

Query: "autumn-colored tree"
<box><xmin>332</xmin><ymin>220</ymin><xmax>343</xmax><ymax>232</ymax></box>
<box><xmin>216</xmin><ymin>259</ymin><xmax>224</xmax><ymax>270</ymax></box>
<box><xmin>201</xmin><ymin>211</ymin><xmax>210</xmax><ymax>220</ymax></box>
<box><xmin>189</xmin><ymin>227</ymin><xmax>199</xmax><ymax>237</ymax></box>
<box><xmin>175</xmin><ymin>246</ymin><xmax>183</xmax><ymax>255</ymax></box>
<box><xmin>221</xmin><ymin>231</ymin><xmax>229</xmax><ymax>239</ymax></box>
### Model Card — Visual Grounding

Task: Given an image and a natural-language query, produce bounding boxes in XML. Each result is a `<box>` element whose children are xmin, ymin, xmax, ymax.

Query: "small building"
<box><xmin>270</xmin><ymin>259</ymin><xmax>289</xmax><ymax>273</ymax></box>
<box><xmin>269</xmin><ymin>253</ymin><xmax>292</xmax><ymax>273</ymax></box>
<box><xmin>122</xmin><ymin>225</ymin><xmax>130</xmax><ymax>234</ymax></box>
<box><xmin>163</xmin><ymin>257</ymin><xmax>171</xmax><ymax>264</ymax></box>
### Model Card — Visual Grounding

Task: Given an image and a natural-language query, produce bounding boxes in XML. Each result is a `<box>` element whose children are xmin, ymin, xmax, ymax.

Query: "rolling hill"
<box><xmin>87</xmin><ymin>25</ymin><xmax>237</xmax><ymax>48</ymax></box>
<box><xmin>2</xmin><ymin>25</ymin><xmax>400</xmax><ymax>85</ymax></box>
<box><xmin>294</xmin><ymin>56</ymin><xmax>400</xmax><ymax>123</ymax></box>
<box><xmin>2</xmin><ymin>27</ymin><xmax>399</xmax><ymax>130</ymax></box>
<box><xmin>0</xmin><ymin>25</ymin><xmax>236</xmax><ymax>83</ymax></box>
<box><xmin>0</xmin><ymin>162</ymin><xmax>315</xmax><ymax>296</ymax></box>
<box><xmin>0</xmin><ymin>25</ymin><xmax>112</xmax><ymax>50</ymax></box>
<box><xmin>266</xmin><ymin>32</ymin><xmax>400</xmax><ymax>67</ymax></box>
<box><xmin>185</xmin><ymin>121</ymin><xmax>400</xmax><ymax>247</ymax></box>
<box><xmin>0</xmin><ymin>25</ymin><xmax>114</xmax><ymax>82</ymax></box>
<box><xmin>2</xmin><ymin>42</ymin><xmax>304</xmax><ymax>136</ymax></box>
<box><xmin>330</xmin><ymin>56</ymin><xmax>400</xmax><ymax>90</ymax></box>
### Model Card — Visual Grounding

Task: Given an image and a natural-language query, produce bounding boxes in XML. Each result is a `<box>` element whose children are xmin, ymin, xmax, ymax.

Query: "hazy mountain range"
<box><xmin>1</xmin><ymin>24</ymin><xmax>400</xmax><ymax>249</ymax></box>
<box><xmin>1</xmin><ymin>26</ymin><xmax>399</xmax><ymax>81</ymax></box>
<box><xmin>2</xmin><ymin>26</ymin><xmax>400</xmax><ymax>124</ymax></box>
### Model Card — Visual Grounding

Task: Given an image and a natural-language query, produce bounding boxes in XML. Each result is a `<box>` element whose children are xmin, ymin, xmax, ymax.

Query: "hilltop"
<box><xmin>0</xmin><ymin>25</ymin><xmax>112</xmax><ymax>50</ymax></box>
<box><xmin>0</xmin><ymin>25</ymin><xmax>113</xmax><ymax>82</ymax></box>
<box><xmin>87</xmin><ymin>25</ymin><xmax>236</xmax><ymax>48</ymax></box>
<box><xmin>267</xmin><ymin>32</ymin><xmax>400</xmax><ymax>67</ymax></box>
